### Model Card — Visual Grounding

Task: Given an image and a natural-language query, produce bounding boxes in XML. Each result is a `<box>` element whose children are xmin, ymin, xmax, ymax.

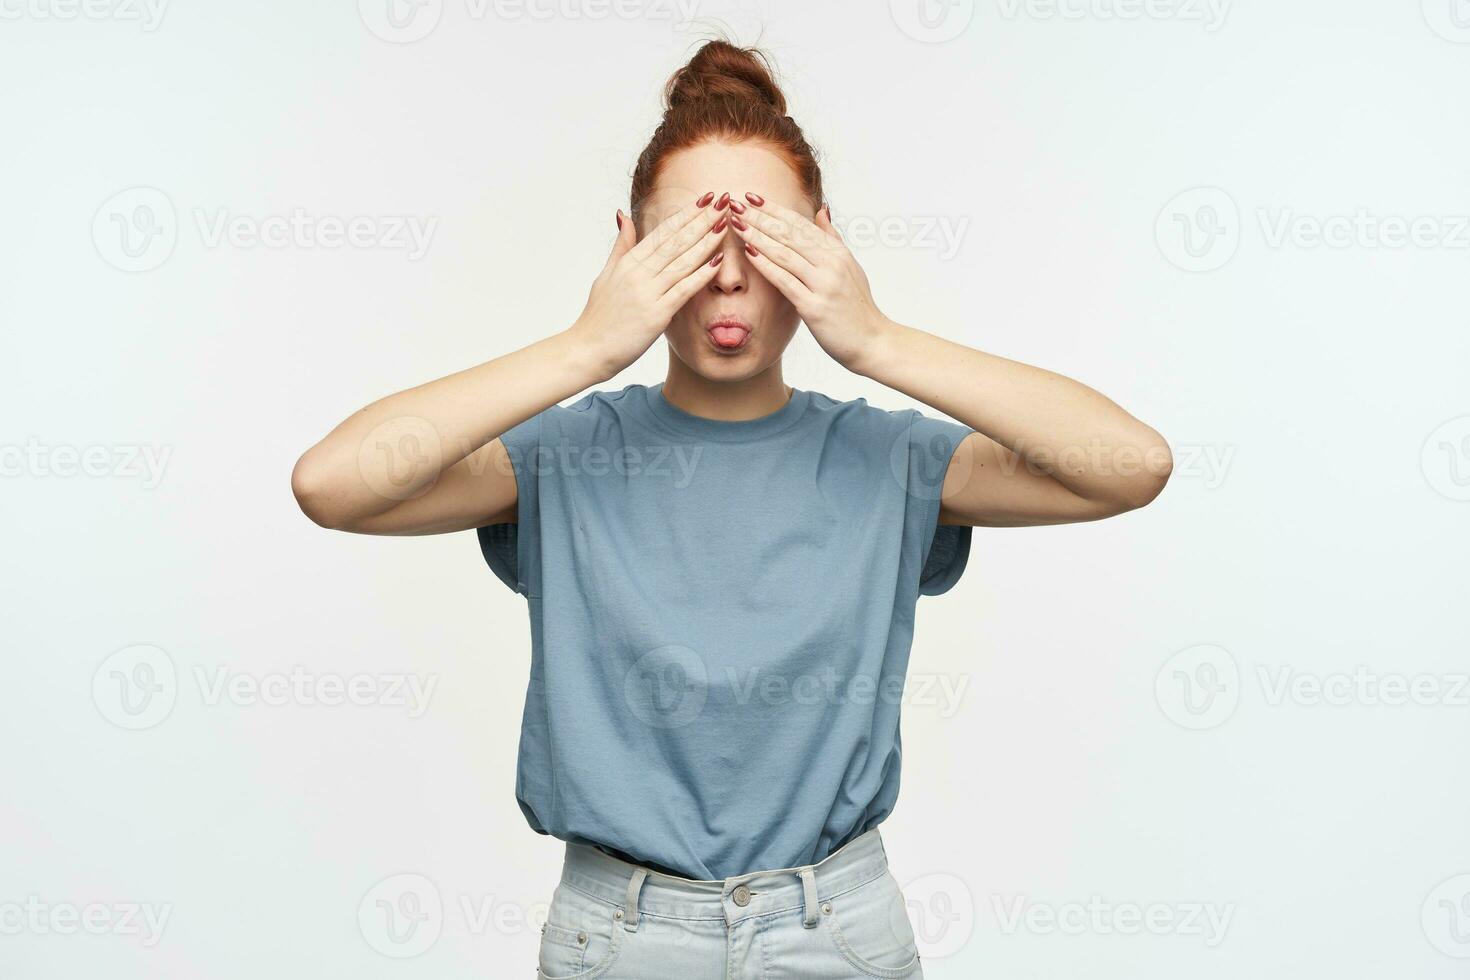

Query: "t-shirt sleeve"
<box><xmin>474</xmin><ymin>411</ymin><xmax>543</xmax><ymax>597</ymax></box>
<box><xmin>902</xmin><ymin>409</ymin><xmax>975</xmax><ymax>597</ymax></box>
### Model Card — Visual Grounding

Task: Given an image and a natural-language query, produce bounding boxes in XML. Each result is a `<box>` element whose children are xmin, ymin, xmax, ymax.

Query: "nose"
<box><xmin>708</xmin><ymin>238</ymin><xmax>747</xmax><ymax>294</ymax></box>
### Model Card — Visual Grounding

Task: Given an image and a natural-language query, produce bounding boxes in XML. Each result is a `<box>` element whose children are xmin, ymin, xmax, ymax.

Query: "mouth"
<box><xmin>706</xmin><ymin>316</ymin><xmax>752</xmax><ymax>352</ymax></box>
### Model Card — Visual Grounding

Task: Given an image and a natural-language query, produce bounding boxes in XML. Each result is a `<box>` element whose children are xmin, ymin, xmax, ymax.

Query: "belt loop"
<box><xmin>623</xmin><ymin>868</ymin><xmax>648</xmax><ymax>932</ymax></box>
<box><xmin>799</xmin><ymin>867</ymin><xmax>820</xmax><ymax>929</ymax></box>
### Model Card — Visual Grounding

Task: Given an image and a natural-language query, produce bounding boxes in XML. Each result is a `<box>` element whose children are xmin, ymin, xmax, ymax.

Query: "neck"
<box><xmin>661</xmin><ymin>354</ymin><xmax>791</xmax><ymax>421</ymax></box>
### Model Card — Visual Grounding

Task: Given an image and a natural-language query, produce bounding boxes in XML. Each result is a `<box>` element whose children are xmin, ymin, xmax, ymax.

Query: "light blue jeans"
<box><xmin>535</xmin><ymin>827</ymin><xmax>924</xmax><ymax>979</ymax></box>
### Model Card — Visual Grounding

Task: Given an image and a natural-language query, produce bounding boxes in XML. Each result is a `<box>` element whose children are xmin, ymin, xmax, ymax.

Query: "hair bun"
<box><xmin>664</xmin><ymin>39</ymin><xmax>787</xmax><ymax>116</ymax></box>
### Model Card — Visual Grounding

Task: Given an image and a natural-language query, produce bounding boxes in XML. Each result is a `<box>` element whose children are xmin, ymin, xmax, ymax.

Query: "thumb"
<box><xmin>605</xmin><ymin>208</ymin><xmax>635</xmax><ymax>270</ymax></box>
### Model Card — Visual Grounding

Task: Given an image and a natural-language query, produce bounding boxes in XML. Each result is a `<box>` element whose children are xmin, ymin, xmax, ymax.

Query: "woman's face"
<box><xmin>638</xmin><ymin>141</ymin><xmax>811</xmax><ymax>383</ymax></box>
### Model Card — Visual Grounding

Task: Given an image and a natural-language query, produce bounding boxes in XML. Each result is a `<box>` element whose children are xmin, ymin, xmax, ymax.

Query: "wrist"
<box><xmin>847</xmin><ymin>315</ymin><xmax>905</xmax><ymax>380</ymax></box>
<box><xmin>558</xmin><ymin>318</ymin><xmax>626</xmax><ymax>385</ymax></box>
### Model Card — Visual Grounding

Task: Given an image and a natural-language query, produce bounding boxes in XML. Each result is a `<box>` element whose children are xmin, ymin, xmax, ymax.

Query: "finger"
<box><xmin>739</xmin><ymin>239</ymin><xmax>813</xmax><ymax>309</ymax></box>
<box><xmin>626</xmin><ymin>191</ymin><xmax>716</xmax><ymax>268</ymax></box>
<box><xmin>657</xmin><ymin>247</ymin><xmax>728</xmax><ymax>314</ymax></box>
<box><xmin>741</xmin><ymin>194</ymin><xmax>841</xmax><ymax>263</ymax></box>
<box><xmin>654</xmin><ymin>216</ymin><xmax>730</xmax><ymax>294</ymax></box>
<box><xmin>602</xmin><ymin>208</ymin><xmax>636</xmax><ymax>275</ymax></box>
<box><xmin>731</xmin><ymin>215</ymin><xmax>819</xmax><ymax>288</ymax></box>
<box><xmin>648</xmin><ymin>205</ymin><xmax>726</xmax><ymax>279</ymax></box>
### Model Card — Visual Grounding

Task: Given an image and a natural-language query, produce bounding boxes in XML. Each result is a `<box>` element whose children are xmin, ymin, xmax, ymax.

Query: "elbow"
<box><xmin>1113</xmin><ymin>439</ymin><xmax>1173</xmax><ymax>512</ymax></box>
<box><xmin>291</xmin><ymin>451</ymin><xmax>350</xmax><ymax>530</ymax></box>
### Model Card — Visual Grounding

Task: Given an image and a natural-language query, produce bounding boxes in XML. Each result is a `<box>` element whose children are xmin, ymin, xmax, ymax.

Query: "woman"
<box><xmin>292</xmin><ymin>39</ymin><xmax>1171</xmax><ymax>980</ymax></box>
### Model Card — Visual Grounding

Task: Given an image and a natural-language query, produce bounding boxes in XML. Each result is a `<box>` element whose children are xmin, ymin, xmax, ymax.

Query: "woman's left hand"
<box><xmin>731</xmin><ymin>193</ymin><xmax>895</xmax><ymax>374</ymax></box>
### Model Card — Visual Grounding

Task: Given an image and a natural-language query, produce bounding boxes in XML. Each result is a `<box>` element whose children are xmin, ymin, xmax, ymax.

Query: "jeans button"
<box><xmin>732</xmin><ymin>884</ymin><xmax>751</xmax><ymax>907</ymax></box>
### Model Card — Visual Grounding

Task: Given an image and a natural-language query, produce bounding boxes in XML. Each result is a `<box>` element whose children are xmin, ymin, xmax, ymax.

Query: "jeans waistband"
<box><xmin>559</xmin><ymin>828</ymin><xmax>890</xmax><ymax>930</ymax></box>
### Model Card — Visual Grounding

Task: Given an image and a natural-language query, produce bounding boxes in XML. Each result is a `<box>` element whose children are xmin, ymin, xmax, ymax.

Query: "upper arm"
<box><xmin>344</xmin><ymin>437</ymin><xmax>519</xmax><ymax>536</ymax></box>
<box><xmin>937</xmin><ymin>431</ymin><xmax>1122</xmax><ymax>528</ymax></box>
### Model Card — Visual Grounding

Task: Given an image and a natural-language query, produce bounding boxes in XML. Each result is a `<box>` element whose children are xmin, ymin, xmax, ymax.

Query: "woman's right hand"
<box><xmin>568</xmin><ymin>191</ymin><xmax>730</xmax><ymax>378</ymax></box>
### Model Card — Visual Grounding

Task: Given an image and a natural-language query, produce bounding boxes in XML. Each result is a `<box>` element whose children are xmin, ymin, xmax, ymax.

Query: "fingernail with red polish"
<box><xmin>697</xmin><ymin>191</ymin><xmax>715</xmax><ymax>207</ymax></box>
<box><xmin>728</xmin><ymin>200</ymin><xmax>746</xmax><ymax>214</ymax></box>
<box><xmin>715</xmin><ymin>192</ymin><xmax>730</xmax><ymax>210</ymax></box>
<box><xmin>730</xmin><ymin>214</ymin><xmax>747</xmax><ymax>231</ymax></box>
<box><xmin>713</xmin><ymin>215</ymin><xmax>729</xmax><ymax>233</ymax></box>
<box><xmin>709</xmin><ymin>252</ymin><xmax>724</xmax><ymax>267</ymax></box>
<box><xmin>744</xmin><ymin>242</ymin><xmax>759</xmax><ymax>256</ymax></box>
<box><xmin>745</xmin><ymin>192</ymin><xmax>764</xmax><ymax>206</ymax></box>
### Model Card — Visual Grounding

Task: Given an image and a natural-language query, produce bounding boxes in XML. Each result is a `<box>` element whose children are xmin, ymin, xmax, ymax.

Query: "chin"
<box><xmin>687</xmin><ymin>348</ymin><xmax>770</xmax><ymax>382</ymax></box>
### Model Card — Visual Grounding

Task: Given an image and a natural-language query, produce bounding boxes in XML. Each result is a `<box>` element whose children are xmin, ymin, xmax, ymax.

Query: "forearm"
<box><xmin>855</xmin><ymin>319</ymin><xmax>1172</xmax><ymax>508</ymax></box>
<box><xmin>292</xmin><ymin>324</ymin><xmax>611</xmax><ymax>527</ymax></box>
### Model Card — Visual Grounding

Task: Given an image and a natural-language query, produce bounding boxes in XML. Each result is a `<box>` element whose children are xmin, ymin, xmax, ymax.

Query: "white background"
<box><xmin>3</xmin><ymin>1</ymin><xmax>1468</xmax><ymax>977</ymax></box>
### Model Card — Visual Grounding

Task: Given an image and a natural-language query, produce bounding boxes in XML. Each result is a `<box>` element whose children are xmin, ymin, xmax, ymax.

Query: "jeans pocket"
<box><xmin>821</xmin><ymin>872</ymin><xmax>922</xmax><ymax>978</ymax></box>
<box><xmin>536</xmin><ymin>883</ymin><xmax>624</xmax><ymax>980</ymax></box>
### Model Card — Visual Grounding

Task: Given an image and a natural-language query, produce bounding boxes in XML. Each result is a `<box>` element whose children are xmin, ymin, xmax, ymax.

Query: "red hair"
<box><xmin>630</xmin><ymin>39</ymin><xmax>825</xmax><ymax>228</ymax></box>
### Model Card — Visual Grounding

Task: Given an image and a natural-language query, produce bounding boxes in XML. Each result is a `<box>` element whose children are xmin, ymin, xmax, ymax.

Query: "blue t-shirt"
<box><xmin>476</xmin><ymin>381</ymin><xmax>972</xmax><ymax>880</ymax></box>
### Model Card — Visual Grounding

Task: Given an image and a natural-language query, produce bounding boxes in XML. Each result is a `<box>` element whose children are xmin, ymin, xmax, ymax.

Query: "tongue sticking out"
<box><xmin>710</xmin><ymin>325</ymin><xmax>749</xmax><ymax>348</ymax></box>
